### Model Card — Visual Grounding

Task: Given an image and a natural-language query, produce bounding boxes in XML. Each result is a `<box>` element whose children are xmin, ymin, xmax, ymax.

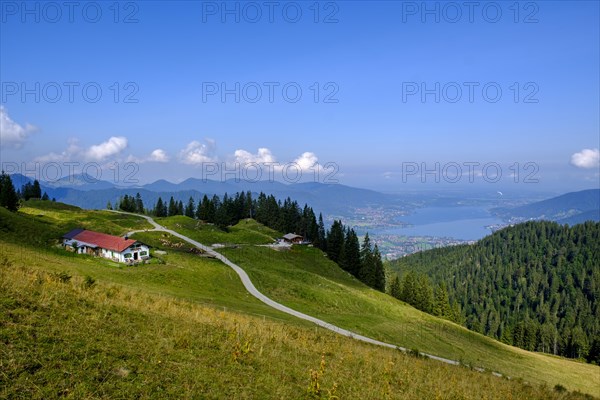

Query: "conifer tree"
<box><xmin>32</xmin><ymin>180</ymin><xmax>42</xmax><ymax>198</ymax></box>
<box><xmin>168</xmin><ymin>196</ymin><xmax>177</xmax><ymax>216</ymax></box>
<box><xmin>155</xmin><ymin>197</ymin><xmax>167</xmax><ymax>217</ymax></box>
<box><xmin>412</xmin><ymin>274</ymin><xmax>433</xmax><ymax>313</ymax></box>
<box><xmin>209</xmin><ymin>195</ymin><xmax>221</xmax><ymax>223</ymax></box>
<box><xmin>245</xmin><ymin>191</ymin><xmax>253</xmax><ymax>218</ymax></box>
<box><xmin>433</xmin><ymin>283</ymin><xmax>451</xmax><ymax>317</ymax></box>
<box><xmin>135</xmin><ymin>192</ymin><xmax>144</xmax><ymax>214</ymax></box>
<box><xmin>118</xmin><ymin>194</ymin><xmax>138</xmax><ymax>213</ymax></box>
<box><xmin>326</xmin><ymin>220</ymin><xmax>345</xmax><ymax>263</ymax></box>
<box><xmin>185</xmin><ymin>196</ymin><xmax>195</xmax><ymax>218</ymax></box>
<box><xmin>586</xmin><ymin>337</ymin><xmax>600</xmax><ymax>364</ymax></box>
<box><xmin>401</xmin><ymin>272</ymin><xmax>418</xmax><ymax>305</ymax></box>
<box><xmin>359</xmin><ymin>233</ymin><xmax>377</xmax><ymax>288</ymax></box>
<box><xmin>340</xmin><ymin>228</ymin><xmax>361</xmax><ymax>277</ymax></box>
<box><xmin>197</xmin><ymin>195</ymin><xmax>209</xmax><ymax>220</ymax></box>
<box><xmin>450</xmin><ymin>300</ymin><xmax>464</xmax><ymax>325</ymax></box>
<box><xmin>0</xmin><ymin>171</ymin><xmax>20</xmax><ymax>212</ymax></box>
<box><xmin>372</xmin><ymin>244</ymin><xmax>386</xmax><ymax>292</ymax></box>
<box><xmin>317</xmin><ymin>213</ymin><xmax>327</xmax><ymax>251</ymax></box>
<box><xmin>390</xmin><ymin>275</ymin><xmax>402</xmax><ymax>299</ymax></box>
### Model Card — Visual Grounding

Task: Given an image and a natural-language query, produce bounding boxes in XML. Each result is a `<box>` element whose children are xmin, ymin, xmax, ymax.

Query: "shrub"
<box><xmin>53</xmin><ymin>271</ymin><xmax>72</xmax><ymax>283</ymax></box>
<box><xmin>409</xmin><ymin>348</ymin><xmax>423</xmax><ymax>359</ymax></box>
<box><xmin>83</xmin><ymin>276</ymin><xmax>96</xmax><ymax>289</ymax></box>
<box><xmin>0</xmin><ymin>256</ymin><xmax>12</xmax><ymax>268</ymax></box>
<box><xmin>554</xmin><ymin>384</ymin><xmax>567</xmax><ymax>393</ymax></box>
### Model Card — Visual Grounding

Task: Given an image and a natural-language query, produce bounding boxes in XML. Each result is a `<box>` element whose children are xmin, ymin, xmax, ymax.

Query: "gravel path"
<box><xmin>115</xmin><ymin>210</ymin><xmax>503</xmax><ymax>371</ymax></box>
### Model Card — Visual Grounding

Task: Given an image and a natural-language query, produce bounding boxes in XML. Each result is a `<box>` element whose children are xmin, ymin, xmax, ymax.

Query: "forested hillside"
<box><xmin>390</xmin><ymin>221</ymin><xmax>600</xmax><ymax>364</ymax></box>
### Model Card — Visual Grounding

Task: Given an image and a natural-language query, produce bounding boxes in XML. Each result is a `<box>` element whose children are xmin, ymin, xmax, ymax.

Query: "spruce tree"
<box><xmin>413</xmin><ymin>274</ymin><xmax>433</xmax><ymax>312</ymax></box>
<box><xmin>501</xmin><ymin>325</ymin><xmax>513</xmax><ymax>345</ymax></box>
<box><xmin>450</xmin><ymin>300</ymin><xmax>464</xmax><ymax>325</ymax></box>
<box><xmin>155</xmin><ymin>197</ymin><xmax>167</xmax><ymax>217</ymax></box>
<box><xmin>135</xmin><ymin>192</ymin><xmax>144</xmax><ymax>214</ymax></box>
<box><xmin>372</xmin><ymin>244</ymin><xmax>386</xmax><ymax>292</ymax></box>
<box><xmin>401</xmin><ymin>272</ymin><xmax>418</xmax><ymax>305</ymax></box>
<box><xmin>317</xmin><ymin>213</ymin><xmax>327</xmax><ymax>251</ymax></box>
<box><xmin>340</xmin><ymin>228</ymin><xmax>360</xmax><ymax>277</ymax></box>
<box><xmin>390</xmin><ymin>275</ymin><xmax>402</xmax><ymax>299</ymax></box>
<box><xmin>168</xmin><ymin>196</ymin><xmax>177</xmax><ymax>216</ymax></box>
<box><xmin>185</xmin><ymin>196</ymin><xmax>195</xmax><ymax>218</ymax></box>
<box><xmin>0</xmin><ymin>171</ymin><xmax>20</xmax><ymax>211</ymax></box>
<box><xmin>326</xmin><ymin>220</ymin><xmax>345</xmax><ymax>263</ymax></box>
<box><xmin>433</xmin><ymin>283</ymin><xmax>451</xmax><ymax>317</ymax></box>
<box><xmin>209</xmin><ymin>195</ymin><xmax>220</xmax><ymax>223</ymax></box>
<box><xmin>32</xmin><ymin>180</ymin><xmax>42</xmax><ymax>198</ymax></box>
<box><xmin>359</xmin><ymin>233</ymin><xmax>376</xmax><ymax>287</ymax></box>
<box><xmin>0</xmin><ymin>171</ymin><xmax>4</xmax><ymax>207</ymax></box>
<box><xmin>586</xmin><ymin>337</ymin><xmax>600</xmax><ymax>364</ymax></box>
<box><xmin>21</xmin><ymin>182</ymin><xmax>33</xmax><ymax>200</ymax></box>
<box><xmin>119</xmin><ymin>194</ymin><xmax>137</xmax><ymax>212</ymax></box>
<box><xmin>245</xmin><ymin>191</ymin><xmax>253</xmax><ymax>218</ymax></box>
<box><xmin>197</xmin><ymin>195</ymin><xmax>209</xmax><ymax>220</ymax></box>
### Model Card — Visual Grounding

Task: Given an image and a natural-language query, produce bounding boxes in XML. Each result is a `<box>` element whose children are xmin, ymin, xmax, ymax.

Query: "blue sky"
<box><xmin>1</xmin><ymin>1</ymin><xmax>598</xmax><ymax>193</ymax></box>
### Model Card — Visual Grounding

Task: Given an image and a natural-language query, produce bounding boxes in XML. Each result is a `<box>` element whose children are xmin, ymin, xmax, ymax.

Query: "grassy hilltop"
<box><xmin>0</xmin><ymin>200</ymin><xmax>598</xmax><ymax>398</ymax></box>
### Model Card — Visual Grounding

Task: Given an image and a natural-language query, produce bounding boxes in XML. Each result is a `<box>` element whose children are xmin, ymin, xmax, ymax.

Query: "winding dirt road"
<box><xmin>116</xmin><ymin>210</ymin><xmax>504</xmax><ymax>374</ymax></box>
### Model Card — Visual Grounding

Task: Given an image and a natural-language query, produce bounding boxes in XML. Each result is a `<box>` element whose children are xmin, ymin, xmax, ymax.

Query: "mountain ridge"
<box><xmin>10</xmin><ymin>174</ymin><xmax>400</xmax><ymax>217</ymax></box>
<box><xmin>492</xmin><ymin>189</ymin><xmax>599</xmax><ymax>223</ymax></box>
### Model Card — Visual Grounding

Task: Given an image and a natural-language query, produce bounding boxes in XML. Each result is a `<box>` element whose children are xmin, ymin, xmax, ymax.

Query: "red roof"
<box><xmin>69</xmin><ymin>230</ymin><xmax>138</xmax><ymax>253</ymax></box>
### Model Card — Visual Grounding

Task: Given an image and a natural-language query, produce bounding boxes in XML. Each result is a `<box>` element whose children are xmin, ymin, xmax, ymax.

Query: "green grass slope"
<box><xmin>3</xmin><ymin>263</ymin><xmax>585</xmax><ymax>399</ymax></box>
<box><xmin>157</xmin><ymin>214</ymin><xmax>600</xmax><ymax>396</ymax></box>
<box><xmin>0</xmin><ymin>202</ymin><xmax>598</xmax><ymax>397</ymax></box>
<box><xmin>157</xmin><ymin>215</ymin><xmax>280</xmax><ymax>245</ymax></box>
<box><xmin>2</xmin><ymin>200</ymin><xmax>153</xmax><ymax>245</ymax></box>
<box><xmin>0</xmin><ymin>203</ymin><xmax>291</xmax><ymax>321</ymax></box>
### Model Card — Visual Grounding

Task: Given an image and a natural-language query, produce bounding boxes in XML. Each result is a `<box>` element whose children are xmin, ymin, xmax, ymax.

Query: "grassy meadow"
<box><xmin>2</xmin><ymin>261</ymin><xmax>594</xmax><ymax>399</ymax></box>
<box><xmin>147</xmin><ymin>213</ymin><xmax>600</xmax><ymax>396</ymax></box>
<box><xmin>0</xmin><ymin>201</ymin><xmax>598</xmax><ymax>398</ymax></box>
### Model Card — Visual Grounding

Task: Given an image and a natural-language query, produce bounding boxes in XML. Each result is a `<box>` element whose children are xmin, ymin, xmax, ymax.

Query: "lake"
<box><xmin>380</xmin><ymin>206</ymin><xmax>504</xmax><ymax>241</ymax></box>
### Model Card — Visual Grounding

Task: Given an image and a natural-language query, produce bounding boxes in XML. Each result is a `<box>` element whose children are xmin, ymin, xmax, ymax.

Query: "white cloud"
<box><xmin>179</xmin><ymin>139</ymin><xmax>217</xmax><ymax>165</ymax></box>
<box><xmin>36</xmin><ymin>137</ymin><xmax>127</xmax><ymax>163</ymax></box>
<box><xmin>292</xmin><ymin>151</ymin><xmax>321</xmax><ymax>172</ymax></box>
<box><xmin>571</xmin><ymin>148</ymin><xmax>600</xmax><ymax>169</ymax></box>
<box><xmin>231</xmin><ymin>148</ymin><xmax>323</xmax><ymax>175</ymax></box>
<box><xmin>85</xmin><ymin>136</ymin><xmax>128</xmax><ymax>161</ymax></box>
<box><xmin>233</xmin><ymin>147</ymin><xmax>277</xmax><ymax>165</ymax></box>
<box><xmin>126</xmin><ymin>149</ymin><xmax>170</xmax><ymax>164</ymax></box>
<box><xmin>0</xmin><ymin>106</ymin><xmax>36</xmax><ymax>149</ymax></box>
<box><xmin>148</xmin><ymin>149</ymin><xmax>169</xmax><ymax>163</ymax></box>
<box><xmin>35</xmin><ymin>139</ymin><xmax>81</xmax><ymax>162</ymax></box>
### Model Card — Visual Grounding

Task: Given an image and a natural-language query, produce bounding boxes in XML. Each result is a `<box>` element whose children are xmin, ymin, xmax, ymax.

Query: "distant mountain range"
<box><xmin>41</xmin><ymin>173</ymin><xmax>118</xmax><ymax>191</ymax></box>
<box><xmin>492</xmin><ymin>189</ymin><xmax>600</xmax><ymax>224</ymax></box>
<box><xmin>8</xmin><ymin>173</ymin><xmax>406</xmax><ymax>217</ymax></box>
<box><xmin>10</xmin><ymin>173</ymin><xmax>599</xmax><ymax>226</ymax></box>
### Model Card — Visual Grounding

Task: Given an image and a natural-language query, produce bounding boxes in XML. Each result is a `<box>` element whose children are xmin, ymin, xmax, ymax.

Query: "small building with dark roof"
<box><xmin>63</xmin><ymin>229</ymin><xmax>149</xmax><ymax>263</ymax></box>
<box><xmin>282</xmin><ymin>233</ymin><xmax>304</xmax><ymax>244</ymax></box>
